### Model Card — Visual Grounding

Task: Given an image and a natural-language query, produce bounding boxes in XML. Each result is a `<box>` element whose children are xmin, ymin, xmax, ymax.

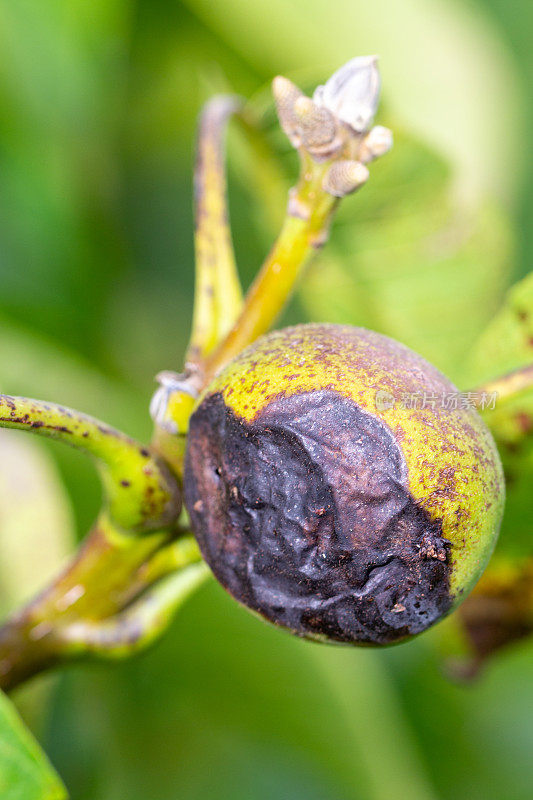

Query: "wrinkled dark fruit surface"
<box><xmin>184</xmin><ymin>389</ymin><xmax>452</xmax><ymax>644</ymax></box>
<box><xmin>184</xmin><ymin>323</ymin><xmax>504</xmax><ymax>645</ymax></box>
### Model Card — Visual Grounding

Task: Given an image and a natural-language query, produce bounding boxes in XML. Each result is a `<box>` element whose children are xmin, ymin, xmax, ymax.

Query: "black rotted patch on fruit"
<box><xmin>184</xmin><ymin>390</ymin><xmax>452</xmax><ymax>644</ymax></box>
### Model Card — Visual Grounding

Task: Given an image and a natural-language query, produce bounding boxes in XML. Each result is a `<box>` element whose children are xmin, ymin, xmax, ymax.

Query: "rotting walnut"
<box><xmin>184</xmin><ymin>324</ymin><xmax>504</xmax><ymax>645</ymax></box>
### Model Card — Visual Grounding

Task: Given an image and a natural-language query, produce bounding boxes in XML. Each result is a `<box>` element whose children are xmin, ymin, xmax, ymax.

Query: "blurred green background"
<box><xmin>1</xmin><ymin>0</ymin><xmax>533</xmax><ymax>798</ymax></box>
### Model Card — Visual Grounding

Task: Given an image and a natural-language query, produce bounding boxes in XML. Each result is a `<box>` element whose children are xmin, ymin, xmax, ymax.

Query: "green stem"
<box><xmin>0</xmin><ymin>524</ymin><xmax>208</xmax><ymax>690</ymax></box>
<box><xmin>0</xmin><ymin>395</ymin><xmax>188</xmax><ymax>691</ymax></box>
<box><xmin>202</xmin><ymin>153</ymin><xmax>337</xmax><ymax>381</ymax></box>
<box><xmin>132</xmin><ymin>534</ymin><xmax>202</xmax><ymax>588</ymax></box>
<box><xmin>187</xmin><ymin>95</ymin><xmax>244</xmax><ymax>365</ymax></box>
<box><xmin>60</xmin><ymin>562</ymin><xmax>210</xmax><ymax>660</ymax></box>
<box><xmin>0</xmin><ymin>515</ymin><xmax>171</xmax><ymax>691</ymax></box>
<box><xmin>0</xmin><ymin>395</ymin><xmax>180</xmax><ymax>531</ymax></box>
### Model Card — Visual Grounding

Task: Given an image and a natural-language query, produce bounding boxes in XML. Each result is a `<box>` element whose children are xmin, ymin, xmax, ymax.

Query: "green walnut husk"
<box><xmin>184</xmin><ymin>324</ymin><xmax>504</xmax><ymax>645</ymax></box>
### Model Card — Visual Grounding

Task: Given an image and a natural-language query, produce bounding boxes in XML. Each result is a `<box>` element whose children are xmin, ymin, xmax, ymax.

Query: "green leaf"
<box><xmin>462</xmin><ymin>272</ymin><xmax>533</xmax><ymax>556</ymax></box>
<box><xmin>0</xmin><ymin>689</ymin><xmax>67</xmax><ymax>799</ymax></box>
<box><xmin>463</xmin><ymin>270</ymin><xmax>533</xmax><ymax>391</ymax></box>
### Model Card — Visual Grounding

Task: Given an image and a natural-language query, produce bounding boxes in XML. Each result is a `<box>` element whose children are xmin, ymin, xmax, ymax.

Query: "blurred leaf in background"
<box><xmin>0</xmin><ymin>431</ymin><xmax>73</xmax><ymax>617</ymax></box>
<box><xmin>463</xmin><ymin>272</ymin><xmax>533</xmax><ymax>557</ymax></box>
<box><xmin>0</xmin><ymin>688</ymin><xmax>66</xmax><ymax>800</ymax></box>
<box><xmin>1</xmin><ymin>0</ymin><xmax>533</xmax><ymax>799</ymax></box>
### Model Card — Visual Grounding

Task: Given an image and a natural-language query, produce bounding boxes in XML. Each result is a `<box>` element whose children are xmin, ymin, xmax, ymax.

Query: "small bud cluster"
<box><xmin>273</xmin><ymin>56</ymin><xmax>392</xmax><ymax>198</ymax></box>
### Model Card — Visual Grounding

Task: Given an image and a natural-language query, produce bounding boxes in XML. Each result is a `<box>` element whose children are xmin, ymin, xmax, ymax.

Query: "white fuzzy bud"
<box><xmin>313</xmin><ymin>55</ymin><xmax>380</xmax><ymax>133</ymax></box>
